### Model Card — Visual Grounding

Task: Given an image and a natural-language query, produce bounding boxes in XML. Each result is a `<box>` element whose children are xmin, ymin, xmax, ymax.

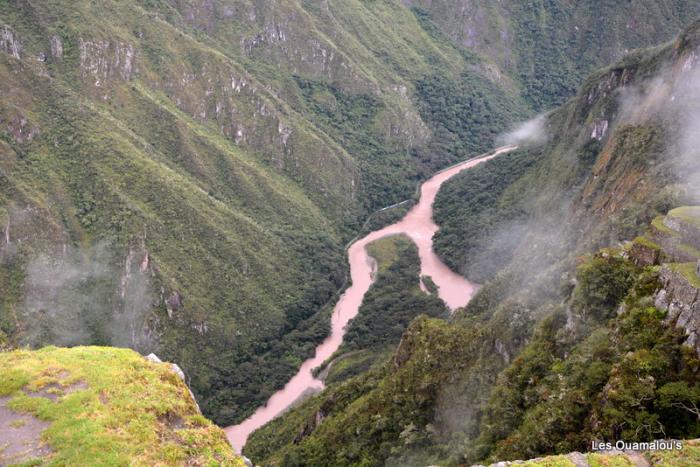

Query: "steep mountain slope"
<box><xmin>0</xmin><ymin>0</ymin><xmax>524</xmax><ymax>428</ymax></box>
<box><xmin>245</xmin><ymin>20</ymin><xmax>700</xmax><ymax>466</ymax></box>
<box><xmin>405</xmin><ymin>0</ymin><xmax>700</xmax><ymax>109</ymax></box>
<box><xmin>0</xmin><ymin>0</ymin><xmax>696</xmax><ymax>433</ymax></box>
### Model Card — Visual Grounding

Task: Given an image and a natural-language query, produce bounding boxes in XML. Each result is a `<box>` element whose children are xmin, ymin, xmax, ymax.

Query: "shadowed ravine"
<box><xmin>225</xmin><ymin>146</ymin><xmax>517</xmax><ymax>453</ymax></box>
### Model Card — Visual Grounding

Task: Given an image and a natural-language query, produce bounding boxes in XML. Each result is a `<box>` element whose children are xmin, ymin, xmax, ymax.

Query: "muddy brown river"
<box><xmin>225</xmin><ymin>146</ymin><xmax>516</xmax><ymax>453</ymax></box>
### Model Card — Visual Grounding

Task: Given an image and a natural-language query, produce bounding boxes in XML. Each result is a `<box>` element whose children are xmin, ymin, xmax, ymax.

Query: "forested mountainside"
<box><xmin>321</xmin><ymin>235</ymin><xmax>448</xmax><ymax>385</ymax></box>
<box><xmin>245</xmin><ymin>20</ymin><xmax>700</xmax><ymax>466</ymax></box>
<box><xmin>405</xmin><ymin>0</ymin><xmax>700</xmax><ymax>110</ymax></box>
<box><xmin>0</xmin><ymin>0</ymin><xmax>696</xmax><ymax>433</ymax></box>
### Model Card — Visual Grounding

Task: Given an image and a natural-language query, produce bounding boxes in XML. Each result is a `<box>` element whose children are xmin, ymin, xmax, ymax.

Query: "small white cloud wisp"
<box><xmin>496</xmin><ymin>115</ymin><xmax>548</xmax><ymax>147</ymax></box>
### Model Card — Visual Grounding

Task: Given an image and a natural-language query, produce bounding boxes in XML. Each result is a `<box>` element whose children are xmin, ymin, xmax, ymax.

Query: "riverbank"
<box><xmin>225</xmin><ymin>146</ymin><xmax>517</xmax><ymax>453</ymax></box>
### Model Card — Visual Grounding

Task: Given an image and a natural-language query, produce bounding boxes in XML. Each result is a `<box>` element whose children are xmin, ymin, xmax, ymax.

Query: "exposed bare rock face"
<box><xmin>635</xmin><ymin>207</ymin><xmax>700</xmax><ymax>355</ymax></box>
<box><xmin>656</xmin><ymin>265</ymin><xmax>700</xmax><ymax>352</ymax></box>
<box><xmin>49</xmin><ymin>35</ymin><xmax>63</xmax><ymax>60</ymax></box>
<box><xmin>78</xmin><ymin>37</ymin><xmax>136</xmax><ymax>85</ymax></box>
<box><xmin>1</xmin><ymin>25</ymin><xmax>21</xmax><ymax>59</ymax></box>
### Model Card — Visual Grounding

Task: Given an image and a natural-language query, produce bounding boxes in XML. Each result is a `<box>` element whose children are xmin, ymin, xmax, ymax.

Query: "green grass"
<box><xmin>679</xmin><ymin>243</ymin><xmax>700</xmax><ymax>260</ymax></box>
<box><xmin>648</xmin><ymin>439</ymin><xmax>700</xmax><ymax>466</ymax></box>
<box><xmin>586</xmin><ymin>453</ymin><xmax>635</xmax><ymax>466</ymax></box>
<box><xmin>669</xmin><ymin>263</ymin><xmax>700</xmax><ymax>288</ymax></box>
<box><xmin>652</xmin><ymin>215</ymin><xmax>679</xmax><ymax>236</ymax></box>
<box><xmin>669</xmin><ymin>206</ymin><xmax>700</xmax><ymax>228</ymax></box>
<box><xmin>522</xmin><ymin>456</ymin><xmax>576</xmax><ymax>466</ymax></box>
<box><xmin>634</xmin><ymin>235</ymin><xmax>661</xmax><ymax>250</ymax></box>
<box><xmin>0</xmin><ymin>346</ymin><xmax>244</xmax><ymax>466</ymax></box>
<box><xmin>366</xmin><ymin>235</ymin><xmax>404</xmax><ymax>274</ymax></box>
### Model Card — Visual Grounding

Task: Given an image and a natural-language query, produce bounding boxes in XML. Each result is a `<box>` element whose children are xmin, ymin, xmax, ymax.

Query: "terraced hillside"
<box><xmin>630</xmin><ymin>206</ymin><xmax>700</xmax><ymax>350</ymax></box>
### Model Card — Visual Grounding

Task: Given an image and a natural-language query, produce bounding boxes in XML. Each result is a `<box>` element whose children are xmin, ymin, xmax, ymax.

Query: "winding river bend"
<box><xmin>225</xmin><ymin>146</ymin><xmax>516</xmax><ymax>453</ymax></box>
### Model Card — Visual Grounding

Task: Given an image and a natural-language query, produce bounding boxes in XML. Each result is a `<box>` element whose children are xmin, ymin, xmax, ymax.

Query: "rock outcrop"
<box><xmin>630</xmin><ymin>206</ymin><xmax>700</xmax><ymax>355</ymax></box>
<box><xmin>656</xmin><ymin>264</ymin><xmax>700</xmax><ymax>352</ymax></box>
<box><xmin>1</xmin><ymin>25</ymin><xmax>21</xmax><ymax>59</ymax></box>
<box><xmin>78</xmin><ymin>37</ymin><xmax>136</xmax><ymax>85</ymax></box>
<box><xmin>145</xmin><ymin>353</ymin><xmax>201</xmax><ymax>414</ymax></box>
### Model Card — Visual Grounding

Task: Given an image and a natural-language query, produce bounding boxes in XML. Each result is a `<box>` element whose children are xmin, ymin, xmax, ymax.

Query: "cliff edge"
<box><xmin>0</xmin><ymin>346</ymin><xmax>245</xmax><ymax>466</ymax></box>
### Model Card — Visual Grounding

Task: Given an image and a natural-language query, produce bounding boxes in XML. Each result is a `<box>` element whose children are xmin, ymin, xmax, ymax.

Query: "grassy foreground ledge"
<box><xmin>477</xmin><ymin>439</ymin><xmax>700</xmax><ymax>466</ymax></box>
<box><xmin>0</xmin><ymin>346</ymin><xmax>245</xmax><ymax>466</ymax></box>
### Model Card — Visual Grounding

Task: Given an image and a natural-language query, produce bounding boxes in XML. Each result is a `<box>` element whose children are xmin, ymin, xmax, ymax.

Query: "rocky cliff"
<box><xmin>630</xmin><ymin>206</ymin><xmax>700</xmax><ymax>354</ymax></box>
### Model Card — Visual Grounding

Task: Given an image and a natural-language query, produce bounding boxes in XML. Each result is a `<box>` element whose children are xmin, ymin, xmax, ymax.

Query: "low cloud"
<box><xmin>21</xmin><ymin>241</ymin><xmax>154</xmax><ymax>351</ymax></box>
<box><xmin>616</xmin><ymin>53</ymin><xmax>700</xmax><ymax>201</ymax></box>
<box><xmin>496</xmin><ymin>115</ymin><xmax>548</xmax><ymax>147</ymax></box>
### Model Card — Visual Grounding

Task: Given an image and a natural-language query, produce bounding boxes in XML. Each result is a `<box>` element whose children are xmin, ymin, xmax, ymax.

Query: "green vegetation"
<box><xmin>652</xmin><ymin>215</ymin><xmax>679</xmax><ymax>236</ymax></box>
<box><xmin>470</xmin><ymin>443</ymin><xmax>700</xmax><ymax>467</ymax></box>
<box><xmin>315</xmin><ymin>235</ymin><xmax>448</xmax><ymax>385</ymax></box>
<box><xmin>340</xmin><ymin>235</ymin><xmax>447</xmax><ymax>364</ymax></box>
<box><xmin>572</xmin><ymin>254</ymin><xmax>638</xmax><ymax>321</ymax></box>
<box><xmin>432</xmin><ymin>147</ymin><xmax>541</xmax><ymax>282</ymax></box>
<box><xmin>472</xmin><ymin>253</ymin><xmax>696</xmax><ymax>462</ymax></box>
<box><xmin>412</xmin><ymin>69</ymin><xmax>528</xmax><ymax>169</ymax></box>
<box><xmin>359</xmin><ymin>202</ymin><xmax>415</xmax><ymax>237</ymax></box>
<box><xmin>0</xmin><ymin>0</ymin><xmax>533</xmax><ymax>426</ymax></box>
<box><xmin>409</xmin><ymin>0</ymin><xmax>699</xmax><ymax>110</ymax></box>
<box><xmin>0</xmin><ymin>346</ymin><xmax>244</xmax><ymax>466</ymax></box>
<box><xmin>2</xmin><ymin>0</ymin><xmax>699</xmax><ymax>459</ymax></box>
<box><xmin>679</xmin><ymin>243</ymin><xmax>700</xmax><ymax>261</ymax></box>
<box><xmin>244</xmin><ymin>21</ymin><xmax>700</xmax><ymax>466</ymax></box>
<box><xmin>323</xmin><ymin>350</ymin><xmax>384</xmax><ymax>386</ymax></box>
<box><xmin>669</xmin><ymin>263</ymin><xmax>700</xmax><ymax>288</ymax></box>
<box><xmin>246</xmin><ymin>316</ymin><xmax>479</xmax><ymax>466</ymax></box>
<box><xmin>0</xmin><ymin>56</ymin><xmax>349</xmax><ymax>423</ymax></box>
<box><xmin>670</xmin><ymin>206</ymin><xmax>700</xmax><ymax>228</ymax></box>
<box><xmin>292</xmin><ymin>77</ymin><xmax>418</xmax><ymax>212</ymax></box>
<box><xmin>648</xmin><ymin>439</ymin><xmax>700</xmax><ymax>465</ymax></box>
<box><xmin>247</xmin><ymin>249</ymin><xmax>700</xmax><ymax>466</ymax></box>
<box><xmin>634</xmin><ymin>235</ymin><xmax>661</xmax><ymax>251</ymax></box>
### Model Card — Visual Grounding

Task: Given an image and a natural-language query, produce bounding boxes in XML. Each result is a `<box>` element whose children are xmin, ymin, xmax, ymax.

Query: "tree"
<box><xmin>659</xmin><ymin>382</ymin><xmax>700</xmax><ymax>420</ymax></box>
